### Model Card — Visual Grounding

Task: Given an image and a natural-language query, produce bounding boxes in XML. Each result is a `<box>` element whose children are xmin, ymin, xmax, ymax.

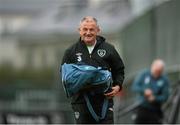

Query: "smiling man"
<box><xmin>61</xmin><ymin>16</ymin><xmax>125</xmax><ymax>124</ymax></box>
<box><xmin>79</xmin><ymin>17</ymin><xmax>99</xmax><ymax>46</ymax></box>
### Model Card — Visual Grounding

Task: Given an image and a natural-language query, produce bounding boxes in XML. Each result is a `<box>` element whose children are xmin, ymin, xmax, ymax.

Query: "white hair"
<box><xmin>79</xmin><ymin>16</ymin><xmax>99</xmax><ymax>27</ymax></box>
<box><xmin>152</xmin><ymin>59</ymin><xmax>165</xmax><ymax>68</ymax></box>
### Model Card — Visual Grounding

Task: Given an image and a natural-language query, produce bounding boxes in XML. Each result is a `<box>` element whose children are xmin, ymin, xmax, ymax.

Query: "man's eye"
<box><xmin>82</xmin><ymin>28</ymin><xmax>88</xmax><ymax>31</ymax></box>
<box><xmin>90</xmin><ymin>29</ymin><xmax>95</xmax><ymax>32</ymax></box>
<box><xmin>82</xmin><ymin>28</ymin><xmax>95</xmax><ymax>32</ymax></box>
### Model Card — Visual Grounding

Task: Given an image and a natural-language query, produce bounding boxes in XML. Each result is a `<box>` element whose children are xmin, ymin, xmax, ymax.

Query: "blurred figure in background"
<box><xmin>132</xmin><ymin>59</ymin><xmax>170</xmax><ymax>124</ymax></box>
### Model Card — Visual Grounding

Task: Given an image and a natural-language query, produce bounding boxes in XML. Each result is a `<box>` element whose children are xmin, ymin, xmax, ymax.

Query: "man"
<box><xmin>61</xmin><ymin>16</ymin><xmax>124</xmax><ymax>124</ymax></box>
<box><xmin>132</xmin><ymin>59</ymin><xmax>170</xmax><ymax>124</ymax></box>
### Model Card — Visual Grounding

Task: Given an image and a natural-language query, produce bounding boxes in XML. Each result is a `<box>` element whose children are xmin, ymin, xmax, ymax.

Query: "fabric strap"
<box><xmin>83</xmin><ymin>94</ymin><xmax>109</xmax><ymax>122</ymax></box>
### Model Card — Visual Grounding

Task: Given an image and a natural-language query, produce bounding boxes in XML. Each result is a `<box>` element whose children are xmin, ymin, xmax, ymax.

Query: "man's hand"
<box><xmin>144</xmin><ymin>89</ymin><xmax>155</xmax><ymax>102</ymax></box>
<box><xmin>104</xmin><ymin>85</ymin><xmax>120</xmax><ymax>98</ymax></box>
<box><xmin>147</xmin><ymin>95</ymin><xmax>155</xmax><ymax>102</ymax></box>
<box><xmin>144</xmin><ymin>89</ymin><xmax>153</xmax><ymax>97</ymax></box>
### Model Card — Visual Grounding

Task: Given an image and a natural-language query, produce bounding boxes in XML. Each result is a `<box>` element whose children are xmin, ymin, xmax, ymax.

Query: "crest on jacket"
<box><xmin>74</xmin><ymin>112</ymin><xmax>80</xmax><ymax>119</ymax></box>
<box><xmin>97</xmin><ymin>49</ymin><xmax>106</xmax><ymax>57</ymax></box>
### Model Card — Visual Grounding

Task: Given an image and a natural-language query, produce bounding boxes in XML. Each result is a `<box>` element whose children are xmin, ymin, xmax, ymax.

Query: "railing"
<box><xmin>165</xmin><ymin>82</ymin><xmax>180</xmax><ymax>124</ymax></box>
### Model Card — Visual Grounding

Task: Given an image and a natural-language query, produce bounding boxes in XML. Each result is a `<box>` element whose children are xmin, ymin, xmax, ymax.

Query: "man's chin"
<box><xmin>85</xmin><ymin>37</ymin><xmax>93</xmax><ymax>41</ymax></box>
<box><xmin>84</xmin><ymin>39</ymin><xmax>95</xmax><ymax>45</ymax></box>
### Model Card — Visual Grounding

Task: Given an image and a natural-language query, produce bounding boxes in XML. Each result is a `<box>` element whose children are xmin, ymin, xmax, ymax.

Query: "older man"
<box><xmin>61</xmin><ymin>16</ymin><xmax>124</xmax><ymax>124</ymax></box>
<box><xmin>132</xmin><ymin>59</ymin><xmax>170</xmax><ymax>124</ymax></box>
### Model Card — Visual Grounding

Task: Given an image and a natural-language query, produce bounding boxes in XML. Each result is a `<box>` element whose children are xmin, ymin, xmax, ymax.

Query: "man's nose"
<box><xmin>86</xmin><ymin>29</ymin><xmax>91</xmax><ymax>34</ymax></box>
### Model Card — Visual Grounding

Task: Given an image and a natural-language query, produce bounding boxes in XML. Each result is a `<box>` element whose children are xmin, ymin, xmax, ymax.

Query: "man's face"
<box><xmin>151</xmin><ymin>63</ymin><xmax>163</xmax><ymax>78</ymax></box>
<box><xmin>79</xmin><ymin>21</ymin><xmax>100</xmax><ymax>46</ymax></box>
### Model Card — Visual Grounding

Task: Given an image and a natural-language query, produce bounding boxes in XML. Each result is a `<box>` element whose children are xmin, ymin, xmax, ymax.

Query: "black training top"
<box><xmin>61</xmin><ymin>35</ymin><xmax>125</xmax><ymax>104</ymax></box>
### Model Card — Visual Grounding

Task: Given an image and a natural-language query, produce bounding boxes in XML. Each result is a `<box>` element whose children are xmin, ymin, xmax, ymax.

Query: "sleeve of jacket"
<box><xmin>61</xmin><ymin>47</ymin><xmax>73</xmax><ymax>65</ymax></box>
<box><xmin>109</xmin><ymin>46</ymin><xmax>125</xmax><ymax>88</ymax></box>
<box><xmin>154</xmin><ymin>78</ymin><xmax>170</xmax><ymax>103</ymax></box>
<box><xmin>132</xmin><ymin>71</ymin><xmax>145</xmax><ymax>94</ymax></box>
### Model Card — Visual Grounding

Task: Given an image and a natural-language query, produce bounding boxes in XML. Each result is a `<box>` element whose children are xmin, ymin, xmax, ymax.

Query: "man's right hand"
<box><xmin>144</xmin><ymin>89</ymin><xmax>155</xmax><ymax>102</ymax></box>
<box><xmin>144</xmin><ymin>89</ymin><xmax>153</xmax><ymax>97</ymax></box>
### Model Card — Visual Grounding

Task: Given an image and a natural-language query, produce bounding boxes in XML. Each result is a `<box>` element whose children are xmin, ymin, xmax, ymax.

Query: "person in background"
<box><xmin>132</xmin><ymin>59</ymin><xmax>170</xmax><ymax>124</ymax></box>
<box><xmin>61</xmin><ymin>16</ymin><xmax>125</xmax><ymax>124</ymax></box>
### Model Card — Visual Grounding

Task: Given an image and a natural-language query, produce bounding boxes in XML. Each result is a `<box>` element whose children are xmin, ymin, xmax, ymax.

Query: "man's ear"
<box><xmin>97</xmin><ymin>27</ymin><xmax>101</xmax><ymax>34</ymax></box>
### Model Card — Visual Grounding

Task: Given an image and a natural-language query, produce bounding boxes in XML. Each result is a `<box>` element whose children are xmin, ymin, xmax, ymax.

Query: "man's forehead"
<box><xmin>80</xmin><ymin>21</ymin><xmax>97</xmax><ymax>28</ymax></box>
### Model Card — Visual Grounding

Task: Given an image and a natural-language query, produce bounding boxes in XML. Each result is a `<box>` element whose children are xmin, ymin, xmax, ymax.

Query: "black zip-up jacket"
<box><xmin>61</xmin><ymin>36</ymin><xmax>125</xmax><ymax>105</ymax></box>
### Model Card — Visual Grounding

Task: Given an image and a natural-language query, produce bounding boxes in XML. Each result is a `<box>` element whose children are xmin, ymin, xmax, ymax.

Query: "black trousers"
<box><xmin>135</xmin><ymin>106</ymin><xmax>163</xmax><ymax>124</ymax></box>
<box><xmin>71</xmin><ymin>103</ymin><xmax>114</xmax><ymax>124</ymax></box>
